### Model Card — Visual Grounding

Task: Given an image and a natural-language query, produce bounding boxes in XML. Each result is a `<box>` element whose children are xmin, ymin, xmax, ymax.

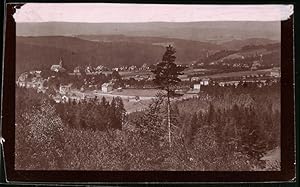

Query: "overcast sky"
<box><xmin>14</xmin><ymin>3</ymin><xmax>294</xmax><ymax>23</ymax></box>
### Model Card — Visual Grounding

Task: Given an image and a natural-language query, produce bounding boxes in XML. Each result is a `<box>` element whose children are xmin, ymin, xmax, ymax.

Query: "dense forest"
<box><xmin>15</xmin><ymin>83</ymin><xmax>280</xmax><ymax>170</ymax></box>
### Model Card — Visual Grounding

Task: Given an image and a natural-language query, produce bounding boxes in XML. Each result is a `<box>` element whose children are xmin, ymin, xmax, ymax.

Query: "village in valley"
<box><xmin>16</xmin><ymin>53</ymin><xmax>281</xmax><ymax>112</ymax></box>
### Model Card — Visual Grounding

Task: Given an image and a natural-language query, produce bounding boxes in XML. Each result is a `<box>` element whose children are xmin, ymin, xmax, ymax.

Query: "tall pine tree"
<box><xmin>152</xmin><ymin>45</ymin><xmax>186</xmax><ymax>147</ymax></box>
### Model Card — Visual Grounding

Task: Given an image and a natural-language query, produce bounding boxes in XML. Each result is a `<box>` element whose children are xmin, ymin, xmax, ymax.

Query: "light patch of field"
<box><xmin>220</xmin><ymin>53</ymin><xmax>244</xmax><ymax>60</ymax></box>
<box><xmin>257</xmin><ymin>68</ymin><xmax>274</xmax><ymax>72</ymax></box>
<box><xmin>184</xmin><ymin>68</ymin><xmax>211</xmax><ymax>74</ymax></box>
<box><xmin>200</xmin><ymin>69</ymin><xmax>271</xmax><ymax>79</ymax></box>
<box><xmin>111</xmin><ymin>89</ymin><xmax>164</xmax><ymax>97</ymax></box>
<box><xmin>152</xmin><ymin>42</ymin><xmax>175</xmax><ymax>47</ymax></box>
<box><xmin>237</xmin><ymin>49</ymin><xmax>274</xmax><ymax>56</ymax></box>
<box><xmin>214</xmin><ymin>49</ymin><xmax>275</xmax><ymax>63</ymax></box>
<box><xmin>239</xmin><ymin>49</ymin><xmax>265</xmax><ymax>55</ymax></box>
<box><xmin>78</xmin><ymin>89</ymin><xmax>163</xmax><ymax>113</ymax></box>
<box><xmin>70</xmin><ymin>88</ymin><xmax>201</xmax><ymax>113</ymax></box>
<box><xmin>123</xmin><ymin>99</ymin><xmax>153</xmax><ymax>113</ymax></box>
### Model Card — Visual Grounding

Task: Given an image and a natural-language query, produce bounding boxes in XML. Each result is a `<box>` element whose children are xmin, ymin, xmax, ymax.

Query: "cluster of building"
<box><xmin>270</xmin><ymin>67</ymin><xmax>281</xmax><ymax>77</ymax></box>
<box><xmin>16</xmin><ymin>71</ymin><xmax>47</xmax><ymax>93</ymax></box>
<box><xmin>185</xmin><ymin>66</ymin><xmax>281</xmax><ymax>91</ymax></box>
<box><xmin>213</xmin><ymin>68</ymin><xmax>281</xmax><ymax>88</ymax></box>
<box><xmin>50</xmin><ymin>58</ymin><xmax>108</xmax><ymax>75</ymax></box>
<box><xmin>16</xmin><ymin>58</ymin><xmax>117</xmax><ymax>103</ymax></box>
<box><xmin>50</xmin><ymin>57</ymin><xmax>152</xmax><ymax>78</ymax></box>
<box><xmin>49</xmin><ymin>82</ymin><xmax>115</xmax><ymax>103</ymax></box>
<box><xmin>52</xmin><ymin>83</ymin><xmax>92</xmax><ymax>104</ymax></box>
<box><xmin>67</xmin><ymin>65</ymin><xmax>106</xmax><ymax>76</ymax></box>
<box><xmin>196</xmin><ymin>53</ymin><xmax>267</xmax><ymax>71</ymax></box>
<box><xmin>123</xmin><ymin>73</ymin><xmax>154</xmax><ymax>81</ymax></box>
<box><xmin>16</xmin><ymin>56</ymin><xmax>281</xmax><ymax>104</ymax></box>
<box><xmin>112</xmin><ymin>63</ymin><xmax>150</xmax><ymax>71</ymax></box>
<box><xmin>52</xmin><ymin>81</ymin><xmax>116</xmax><ymax>103</ymax></box>
<box><xmin>173</xmin><ymin>78</ymin><xmax>210</xmax><ymax>95</ymax></box>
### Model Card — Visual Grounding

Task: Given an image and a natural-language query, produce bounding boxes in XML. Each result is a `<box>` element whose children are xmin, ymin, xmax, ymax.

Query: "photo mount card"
<box><xmin>0</xmin><ymin>2</ymin><xmax>296</xmax><ymax>184</ymax></box>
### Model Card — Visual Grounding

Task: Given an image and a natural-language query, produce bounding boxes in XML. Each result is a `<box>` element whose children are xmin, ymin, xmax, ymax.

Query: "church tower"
<box><xmin>59</xmin><ymin>57</ymin><xmax>63</xmax><ymax>67</ymax></box>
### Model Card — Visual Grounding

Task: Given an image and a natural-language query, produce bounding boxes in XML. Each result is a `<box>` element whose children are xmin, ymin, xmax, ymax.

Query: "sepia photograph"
<box><xmin>10</xmin><ymin>3</ymin><xmax>294</xmax><ymax>173</ymax></box>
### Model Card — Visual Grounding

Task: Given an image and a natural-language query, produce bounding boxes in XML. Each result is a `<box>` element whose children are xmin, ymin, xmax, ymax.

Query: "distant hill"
<box><xmin>76</xmin><ymin>34</ymin><xmax>279</xmax><ymax>51</ymax></box>
<box><xmin>16</xmin><ymin>35</ymin><xmax>223</xmax><ymax>75</ymax></box>
<box><xmin>197</xmin><ymin>43</ymin><xmax>280</xmax><ymax>66</ymax></box>
<box><xmin>16</xmin><ymin>34</ymin><xmax>280</xmax><ymax>76</ymax></box>
<box><xmin>75</xmin><ymin>34</ymin><xmax>222</xmax><ymax>49</ymax></box>
<box><xmin>16</xmin><ymin>36</ymin><xmax>161</xmax><ymax>75</ymax></box>
<box><xmin>16</xmin><ymin>42</ymin><xmax>83</xmax><ymax>76</ymax></box>
<box><xmin>17</xmin><ymin>35</ymin><xmax>223</xmax><ymax>54</ymax></box>
<box><xmin>220</xmin><ymin>38</ymin><xmax>278</xmax><ymax>50</ymax></box>
<box><xmin>16</xmin><ymin>21</ymin><xmax>281</xmax><ymax>43</ymax></box>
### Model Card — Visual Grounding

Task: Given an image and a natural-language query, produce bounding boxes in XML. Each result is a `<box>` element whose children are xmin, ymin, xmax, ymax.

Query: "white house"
<box><xmin>101</xmin><ymin>83</ymin><xmax>113</xmax><ymax>93</ymax></box>
<box><xmin>251</xmin><ymin>60</ymin><xmax>262</xmax><ymax>71</ymax></box>
<box><xmin>53</xmin><ymin>95</ymin><xmax>62</xmax><ymax>103</ymax></box>
<box><xmin>191</xmin><ymin>77</ymin><xmax>201</xmax><ymax>81</ymax></box>
<box><xmin>59</xmin><ymin>84</ymin><xmax>72</xmax><ymax>95</ymax></box>
<box><xmin>200</xmin><ymin>78</ymin><xmax>210</xmax><ymax>86</ymax></box>
<box><xmin>193</xmin><ymin>83</ymin><xmax>201</xmax><ymax>90</ymax></box>
<box><xmin>67</xmin><ymin>66</ymin><xmax>82</xmax><ymax>76</ymax></box>
<box><xmin>96</xmin><ymin>65</ymin><xmax>105</xmax><ymax>71</ymax></box>
<box><xmin>61</xmin><ymin>95</ymin><xmax>69</xmax><ymax>103</ymax></box>
<box><xmin>218</xmin><ymin>80</ymin><xmax>240</xmax><ymax>87</ymax></box>
<box><xmin>178</xmin><ymin>74</ymin><xmax>190</xmax><ymax>81</ymax></box>
<box><xmin>270</xmin><ymin>67</ymin><xmax>281</xmax><ymax>78</ymax></box>
<box><xmin>17</xmin><ymin>81</ymin><xmax>26</xmax><ymax>87</ymax></box>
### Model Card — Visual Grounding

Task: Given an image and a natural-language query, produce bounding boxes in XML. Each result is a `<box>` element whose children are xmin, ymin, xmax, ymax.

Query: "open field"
<box><xmin>116</xmin><ymin>68</ymin><xmax>272</xmax><ymax>80</ymax></box>
<box><xmin>71</xmin><ymin>88</ymin><xmax>198</xmax><ymax>113</ymax></box>
<box><xmin>112</xmin><ymin>88</ymin><xmax>164</xmax><ymax>97</ymax></box>
<box><xmin>72</xmin><ymin>89</ymin><xmax>158</xmax><ymax>113</ymax></box>
<box><xmin>199</xmin><ymin>69</ymin><xmax>272</xmax><ymax>79</ymax></box>
<box><xmin>102</xmin><ymin>71</ymin><xmax>152</xmax><ymax>76</ymax></box>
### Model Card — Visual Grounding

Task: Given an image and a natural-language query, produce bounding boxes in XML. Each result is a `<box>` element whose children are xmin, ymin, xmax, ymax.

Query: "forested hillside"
<box><xmin>16</xmin><ymin>35</ymin><xmax>280</xmax><ymax>76</ymax></box>
<box><xmin>16</xmin><ymin>36</ymin><xmax>164</xmax><ymax>75</ymax></box>
<box><xmin>197</xmin><ymin>43</ymin><xmax>280</xmax><ymax>66</ymax></box>
<box><xmin>16</xmin><ymin>36</ymin><xmax>222</xmax><ymax>74</ymax></box>
<box><xmin>15</xmin><ymin>84</ymin><xmax>280</xmax><ymax>170</ymax></box>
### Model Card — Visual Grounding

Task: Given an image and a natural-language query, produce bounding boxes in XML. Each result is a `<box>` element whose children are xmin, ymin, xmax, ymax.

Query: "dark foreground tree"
<box><xmin>151</xmin><ymin>45</ymin><xmax>186</xmax><ymax>147</ymax></box>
